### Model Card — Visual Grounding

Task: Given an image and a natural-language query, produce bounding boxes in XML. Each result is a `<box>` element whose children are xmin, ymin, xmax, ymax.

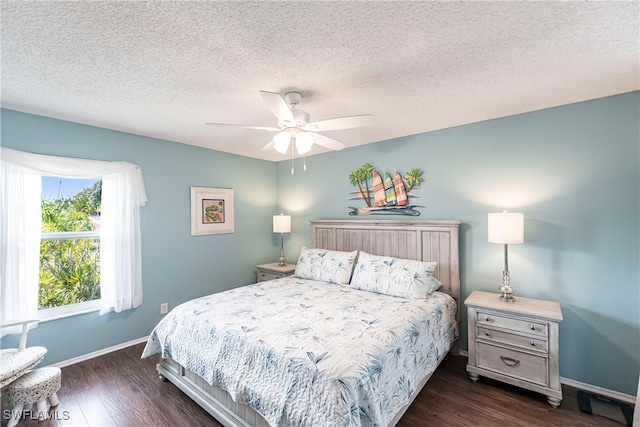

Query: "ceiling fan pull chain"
<box><xmin>303</xmin><ymin>156</ymin><xmax>307</xmax><ymax>171</ymax></box>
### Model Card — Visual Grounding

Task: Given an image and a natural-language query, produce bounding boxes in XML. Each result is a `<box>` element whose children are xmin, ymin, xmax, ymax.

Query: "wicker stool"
<box><xmin>6</xmin><ymin>367</ymin><xmax>61</xmax><ymax>427</ymax></box>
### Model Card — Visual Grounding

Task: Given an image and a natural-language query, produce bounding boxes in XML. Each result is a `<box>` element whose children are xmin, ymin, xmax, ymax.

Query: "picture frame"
<box><xmin>190</xmin><ymin>187</ymin><xmax>234</xmax><ymax>236</ymax></box>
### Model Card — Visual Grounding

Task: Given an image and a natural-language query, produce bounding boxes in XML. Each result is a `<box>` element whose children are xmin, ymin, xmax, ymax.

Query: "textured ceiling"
<box><xmin>2</xmin><ymin>1</ymin><xmax>638</xmax><ymax>161</ymax></box>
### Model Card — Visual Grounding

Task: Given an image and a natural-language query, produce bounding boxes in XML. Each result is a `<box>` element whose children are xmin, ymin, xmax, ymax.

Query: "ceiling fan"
<box><xmin>206</xmin><ymin>90</ymin><xmax>375</xmax><ymax>156</ymax></box>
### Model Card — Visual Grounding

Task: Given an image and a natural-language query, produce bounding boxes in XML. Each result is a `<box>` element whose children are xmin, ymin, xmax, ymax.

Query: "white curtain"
<box><xmin>0</xmin><ymin>148</ymin><xmax>147</xmax><ymax>333</ymax></box>
<box><xmin>0</xmin><ymin>162</ymin><xmax>41</xmax><ymax>334</ymax></box>
<box><xmin>99</xmin><ymin>169</ymin><xmax>145</xmax><ymax>314</ymax></box>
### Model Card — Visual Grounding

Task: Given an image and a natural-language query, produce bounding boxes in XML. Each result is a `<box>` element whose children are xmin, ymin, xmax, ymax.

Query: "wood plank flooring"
<box><xmin>1</xmin><ymin>342</ymin><xmax>627</xmax><ymax>427</ymax></box>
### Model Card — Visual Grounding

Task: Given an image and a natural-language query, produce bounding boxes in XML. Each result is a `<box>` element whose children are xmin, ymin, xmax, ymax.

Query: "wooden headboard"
<box><xmin>311</xmin><ymin>219</ymin><xmax>460</xmax><ymax>301</ymax></box>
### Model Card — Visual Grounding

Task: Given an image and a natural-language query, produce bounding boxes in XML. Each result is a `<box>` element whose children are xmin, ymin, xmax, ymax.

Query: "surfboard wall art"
<box><xmin>348</xmin><ymin>164</ymin><xmax>424</xmax><ymax>216</ymax></box>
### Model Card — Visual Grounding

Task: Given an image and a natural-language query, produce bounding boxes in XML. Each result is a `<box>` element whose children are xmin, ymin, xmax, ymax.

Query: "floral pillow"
<box><xmin>294</xmin><ymin>247</ymin><xmax>358</xmax><ymax>285</ymax></box>
<box><xmin>349</xmin><ymin>251</ymin><xmax>439</xmax><ymax>299</ymax></box>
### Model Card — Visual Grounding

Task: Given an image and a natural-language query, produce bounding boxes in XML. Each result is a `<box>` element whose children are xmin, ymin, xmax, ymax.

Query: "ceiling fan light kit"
<box><xmin>273</xmin><ymin>131</ymin><xmax>291</xmax><ymax>154</ymax></box>
<box><xmin>295</xmin><ymin>132</ymin><xmax>313</xmax><ymax>155</ymax></box>
<box><xmin>206</xmin><ymin>90</ymin><xmax>375</xmax><ymax>162</ymax></box>
<box><xmin>273</xmin><ymin>128</ymin><xmax>314</xmax><ymax>155</ymax></box>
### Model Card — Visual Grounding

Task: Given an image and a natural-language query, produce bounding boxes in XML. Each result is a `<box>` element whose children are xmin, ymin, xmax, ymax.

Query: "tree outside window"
<box><xmin>39</xmin><ymin>178</ymin><xmax>102</xmax><ymax>309</ymax></box>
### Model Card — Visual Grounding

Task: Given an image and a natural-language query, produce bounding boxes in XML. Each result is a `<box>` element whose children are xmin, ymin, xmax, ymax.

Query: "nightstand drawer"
<box><xmin>477</xmin><ymin>342</ymin><xmax>548</xmax><ymax>386</ymax></box>
<box><xmin>258</xmin><ymin>271</ymin><xmax>281</xmax><ymax>282</ymax></box>
<box><xmin>256</xmin><ymin>263</ymin><xmax>296</xmax><ymax>282</ymax></box>
<box><xmin>477</xmin><ymin>310</ymin><xmax>547</xmax><ymax>337</ymax></box>
<box><xmin>477</xmin><ymin>326</ymin><xmax>548</xmax><ymax>353</ymax></box>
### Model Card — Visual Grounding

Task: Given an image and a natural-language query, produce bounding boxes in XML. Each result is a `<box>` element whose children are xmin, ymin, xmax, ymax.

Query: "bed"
<box><xmin>142</xmin><ymin>219</ymin><xmax>461</xmax><ymax>427</ymax></box>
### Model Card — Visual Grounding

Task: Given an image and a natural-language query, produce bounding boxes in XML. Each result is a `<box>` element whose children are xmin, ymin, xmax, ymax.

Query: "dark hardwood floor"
<box><xmin>1</xmin><ymin>342</ymin><xmax>626</xmax><ymax>427</ymax></box>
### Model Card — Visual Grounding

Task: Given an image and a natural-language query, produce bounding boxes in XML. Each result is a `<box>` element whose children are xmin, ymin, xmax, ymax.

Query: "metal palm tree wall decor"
<box><xmin>348</xmin><ymin>164</ymin><xmax>424</xmax><ymax>216</ymax></box>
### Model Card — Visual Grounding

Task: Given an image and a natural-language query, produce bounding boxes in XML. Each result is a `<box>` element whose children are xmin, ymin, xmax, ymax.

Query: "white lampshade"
<box><xmin>295</xmin><ymin>132</ymin><xmax>313</xmax><ymax>155</ymax></box>
<box><xmin>273</xmin><ymin>214</ymin><xmax>291</xmax><ymax>233</ymax></box>
<box><xmin>273</xmin><ymin>132</ymin><xmax>291</xmax><ymax>154</ymax></box>
<box><xmin>488</xmin><ymin>211</ymin><xmax>524</xmax><ymax>244</ymax></box>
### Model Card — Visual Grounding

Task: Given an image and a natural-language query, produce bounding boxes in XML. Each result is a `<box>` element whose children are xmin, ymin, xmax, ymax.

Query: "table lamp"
<box><xmin>273</xmin><ymin>214</ymin><xmax>291</xmax><ymax>266</ymax></box>
<box><xmin>488</xmin><ymin>211</ymin><xmax>524</xmax><ymax>302</ymax></box>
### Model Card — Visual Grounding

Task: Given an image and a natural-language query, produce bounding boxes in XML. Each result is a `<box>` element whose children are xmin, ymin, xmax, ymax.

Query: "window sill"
<box><xmin>38</xmin><ymin>300</ymin><xmax>101</xmax><ymax>323</ymax></box>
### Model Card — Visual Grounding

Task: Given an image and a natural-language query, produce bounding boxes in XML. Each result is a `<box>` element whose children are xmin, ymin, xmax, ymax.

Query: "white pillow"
<box><xmin>294</xmin><ymin>247</ymin><xmax>358</xmax><ymax>285</ymax></box>
<box><xmin>349</xmin><ymin>251</ymin><xmax>439</xmax><ymax>299</ymax></box>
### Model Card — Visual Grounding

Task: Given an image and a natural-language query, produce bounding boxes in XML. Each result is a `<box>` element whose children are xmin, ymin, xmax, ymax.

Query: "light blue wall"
<box><xmin>2</xmin><ymin>92</ymin><xmax>638</xmax><ymax>396</ymax></box>
<box><xmin>275</xmin><ymin>92</ymin><xmax>640</xmax><ymax>395</ymax></box>
<box><xmin>1</xmin><ymin>109</ymin><xmax>278</xmax><ymax>364</ymax></box>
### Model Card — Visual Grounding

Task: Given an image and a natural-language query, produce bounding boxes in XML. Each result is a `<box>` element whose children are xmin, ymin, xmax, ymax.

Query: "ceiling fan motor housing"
<box><xmin>292</xmin><ymin>109</ymin><xmax>310</xmax><ymax>127</ymax></box>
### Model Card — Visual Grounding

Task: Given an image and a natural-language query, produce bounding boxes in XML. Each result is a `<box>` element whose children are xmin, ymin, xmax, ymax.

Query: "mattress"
<box><xmin>142</xmin><ymin>276</ymin><xmax>457</xmax><ymax>427</ymax></box>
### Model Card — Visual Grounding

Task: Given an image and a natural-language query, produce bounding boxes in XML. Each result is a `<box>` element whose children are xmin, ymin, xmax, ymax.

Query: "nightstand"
<box><xmin>256</xmin><ymin>263</ymin><xmax>296</xmax><ymax>282</ymax></box>
<box><xmin>465</xmin><ymin>290</ymin><xmax>563</xmax><ymax>407</ymax></box>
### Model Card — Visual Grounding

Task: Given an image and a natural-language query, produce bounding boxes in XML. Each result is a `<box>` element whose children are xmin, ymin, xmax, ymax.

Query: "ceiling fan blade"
<box><xmin>262</xmin><ymin>140</ymin><xmax>275</xmax><ymax>151</ymax></box>
<box><xmin>306</xmin><ymin>114</ymin><xmax>375</xmax><ymax>131</ymax></box>
<box><xmin>309</xmin><ymin>133</ymin><xmax>347</xmax><ymax>151</ymax></box>
<box><xmin>260</xmin><ymin>91</ymin><xmax>294</xmax><ymax>122</ymax></box>
<box><xmin>206</xmin><ymin>122</ymin><xmax>280</xmax><ymax>131</ymax></box>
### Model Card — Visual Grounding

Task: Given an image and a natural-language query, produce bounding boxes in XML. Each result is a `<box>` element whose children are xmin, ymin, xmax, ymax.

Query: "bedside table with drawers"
<box><xmin>256</xmin><ymin>263</ymin><xmax>296</xmax><ymax>282</ymax></box>
<box><xmin>465</xmin><ymin>290</ymin><xmax>563</xmax><ymax>407</ymax></box>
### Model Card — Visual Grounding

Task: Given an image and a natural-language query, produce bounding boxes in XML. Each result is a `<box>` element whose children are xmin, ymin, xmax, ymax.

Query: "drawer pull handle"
<box><xmin>530</xmin><ymin>341</ymin><xmax>536</xmax><ymax>347</ymax></box>
<box><xmin>500</xmin><ymin>356</ymin><xmax>520</xmax><ymax>367</ymax></box>
<box><xmin>530</xmin><ymin>325</ymin><xmax>536</xmax><ymax>331</ymax></box>
<box><xmin>485</xmin><ymin>316</ymin><xmax>491</xmax><ymax>322</ymax></box>
<box><xmin>485</xmin><ymin>331</ymin><xmax>491</xmax><ymax>337</ymax></box>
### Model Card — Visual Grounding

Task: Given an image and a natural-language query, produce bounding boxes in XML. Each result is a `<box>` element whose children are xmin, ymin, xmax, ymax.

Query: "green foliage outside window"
<box><xmin>39</xmin><ymin>181</ymin><xmax>102</xmax><ymax>309</ymax></box>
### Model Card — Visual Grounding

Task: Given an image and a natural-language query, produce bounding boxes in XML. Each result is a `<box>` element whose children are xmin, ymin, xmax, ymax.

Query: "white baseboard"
<box><xmin>457</xmin><ymin>349</ymin><xmax>636</xmax><ymax>405</ymax></box>
<box><xmin>50</xmin><ymin>336</ymin><xmax>148</xmax><ymax>369</ymax></box>
<box><xmin>560</xmin><ymin>376</ymin><xmax>636</xmax><ymax>405</ymax></box>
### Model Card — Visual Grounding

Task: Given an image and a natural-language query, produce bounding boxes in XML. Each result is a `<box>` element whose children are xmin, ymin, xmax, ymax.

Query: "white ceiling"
<box><xmin>2</xmin><ymin>1</ymin><xmax>638</xmax><ymax>162</ymax></box>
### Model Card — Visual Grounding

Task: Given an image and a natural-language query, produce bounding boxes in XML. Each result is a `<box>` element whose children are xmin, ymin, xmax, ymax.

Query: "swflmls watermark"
<box><xmin>3</xmin><ymin>409</ymin><xmax>71</xmax><ymax>421</ymax></box>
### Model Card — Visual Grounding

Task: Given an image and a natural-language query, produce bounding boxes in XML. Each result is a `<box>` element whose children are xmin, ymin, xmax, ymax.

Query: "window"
<box><xmin>39</xmin><ymin>178</ymin><xmax>102</xmax><ymax>319</ymax></box>
<box><xmin>1</xmin><ymin>148</ymin><xmax>147</xmax><ymax>331</ymax></box>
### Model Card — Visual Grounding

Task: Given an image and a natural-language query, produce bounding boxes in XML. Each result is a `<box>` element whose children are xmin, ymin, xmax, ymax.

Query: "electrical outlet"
<box><xmin>160</xmin><ymin>303</ymin><xmax>169</xmax><ymax>314</ymax></box>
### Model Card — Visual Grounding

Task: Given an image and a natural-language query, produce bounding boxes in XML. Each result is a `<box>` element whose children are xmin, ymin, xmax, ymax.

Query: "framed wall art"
<box><xmin>190</xmin><ymin>187</ymin><xmax>234</xmax><ymax>236</ymax></box>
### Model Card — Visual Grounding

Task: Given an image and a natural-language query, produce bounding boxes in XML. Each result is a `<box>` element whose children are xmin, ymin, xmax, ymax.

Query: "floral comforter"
<box><xmin>141</xmin><ymin>276</ymin><xmax>458</xmax><ymax>427</ymax></box>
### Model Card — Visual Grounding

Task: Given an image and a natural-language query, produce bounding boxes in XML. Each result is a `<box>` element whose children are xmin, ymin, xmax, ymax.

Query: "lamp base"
<box><xmin>498</xmin><ymin>270</ymin><xmax>515</xmax><ymax>302</ymax></box>
<box><xmin>278</xmin><ymin>233</ymin><xmax>286</xmax><ymax>266</ymax></box>
<box><xmin>499</xmin><ymin>288</ymin><xmax>515</xmax><ymax>302</ymax></box>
